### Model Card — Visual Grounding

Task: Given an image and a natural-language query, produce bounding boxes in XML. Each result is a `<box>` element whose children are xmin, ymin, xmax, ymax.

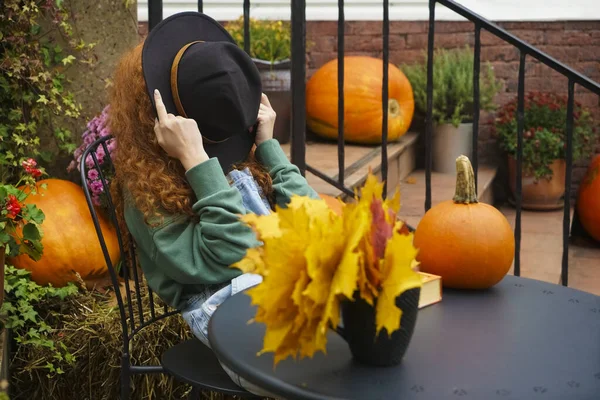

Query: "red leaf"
<box><xmin>369</xmin><ymin>198</ymin><xmax>393</xmax><ymax>260</ymax></box>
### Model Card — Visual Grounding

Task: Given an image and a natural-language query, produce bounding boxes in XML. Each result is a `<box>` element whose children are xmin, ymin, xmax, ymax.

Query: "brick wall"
<box><xmin>138</xmin><ymin>20</ymin><xmax>600</xmax><ymax>197</ymax></box>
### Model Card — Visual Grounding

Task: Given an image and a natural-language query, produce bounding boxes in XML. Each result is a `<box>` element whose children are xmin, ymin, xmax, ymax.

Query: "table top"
<box><xmin>208</xmin><ymin>275</ymin><xmax>600</xmax><ymax>400</ymax></box>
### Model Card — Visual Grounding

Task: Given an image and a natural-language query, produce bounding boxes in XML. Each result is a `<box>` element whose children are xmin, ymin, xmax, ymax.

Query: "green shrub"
<box><xmin>226</xmin><ymin>17</ymin><xmax>291</xmax><ymax>63</ymax></box>
<box><xmin>401</xmin><ymin>46</ymin><xmax>501</xmax><ymax>127</ymax></box>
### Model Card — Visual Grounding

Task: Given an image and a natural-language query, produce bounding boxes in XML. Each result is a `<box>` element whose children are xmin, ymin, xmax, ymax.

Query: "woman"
<box><xmin>108</xmin><ymin>12</ymin><xmax>318</xmax><ymax>396</ymax></box>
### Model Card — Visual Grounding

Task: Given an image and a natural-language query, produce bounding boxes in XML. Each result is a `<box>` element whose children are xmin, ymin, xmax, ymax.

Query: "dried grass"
<box><xmin>10</xmin><ymin>287</ymin><xmax>239</xmax><ymax>400</ymax></box>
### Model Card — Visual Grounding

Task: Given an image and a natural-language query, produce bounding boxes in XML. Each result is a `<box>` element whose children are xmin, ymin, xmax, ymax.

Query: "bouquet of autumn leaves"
<box><xmin>233</xmin><ymin>173</ymin><xmax>422</xmax><ymax>365</ymax></box>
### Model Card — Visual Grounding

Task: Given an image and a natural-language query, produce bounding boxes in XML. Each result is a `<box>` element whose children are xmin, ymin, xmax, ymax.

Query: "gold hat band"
<box><xmin>170</xmin><ymin>41</ymin><xmax>229</xmax><ymax>145</ymax></box>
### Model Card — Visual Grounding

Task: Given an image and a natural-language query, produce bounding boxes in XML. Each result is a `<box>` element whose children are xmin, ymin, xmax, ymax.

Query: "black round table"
<box><xmin>208</xmin><ymin>275</ymin><xmax>600</xmax><ymax>400</ymax></box>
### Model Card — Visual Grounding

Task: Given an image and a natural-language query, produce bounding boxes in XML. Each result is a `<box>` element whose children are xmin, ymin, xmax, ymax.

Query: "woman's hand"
<box><xmin>153</xmin><ymin>89</ymin><xmax>209</xmax><ymax>171</ymax></box>
<box><xmin>255</xmin><ymin>93</ymin><xmax>277</xmax><ymax>146</ymax></box>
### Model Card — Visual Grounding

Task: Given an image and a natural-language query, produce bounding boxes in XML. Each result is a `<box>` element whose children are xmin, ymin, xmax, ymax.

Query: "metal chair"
<box><xmin>80</xmin><ymin>135</ymin><xmax>257</xmax><ymax>399</ymax></box>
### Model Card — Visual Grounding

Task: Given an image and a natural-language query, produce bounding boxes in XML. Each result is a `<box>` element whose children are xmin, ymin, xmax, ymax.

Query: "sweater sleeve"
<box><xmin>148</xmin><ymin>158</ymin><xmax>258</xmax><ymax>285</ymax></box>
<box><xmin>255</xmin><ymin>139</ymin><xmax>320</xmax><ymax>207</ymax></box>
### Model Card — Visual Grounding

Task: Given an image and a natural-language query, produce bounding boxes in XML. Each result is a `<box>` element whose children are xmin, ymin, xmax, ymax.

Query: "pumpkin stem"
<box><xmin>453</xmin><ymin>155</ymin><xmax>478</xmax><ymax>204</ymax></box>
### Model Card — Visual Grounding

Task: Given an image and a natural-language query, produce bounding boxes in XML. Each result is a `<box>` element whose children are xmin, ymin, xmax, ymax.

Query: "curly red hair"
<box><xmin>109</xmin><ymin>42</ymin><xmax>273</xmax><ymax>234</ymax></box>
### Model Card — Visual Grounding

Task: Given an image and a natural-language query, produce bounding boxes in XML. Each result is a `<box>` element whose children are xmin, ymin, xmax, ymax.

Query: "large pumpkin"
<box><xmin>10</xmin><ymin>179</ymin><xmax>119</xmax><ymax>287</ymax></box>
<box><xmin>413</xmin><ymin>156</ymin><xmax>515</xmax><ymax>289</ymax></box>
<box><xmin>577</xmin><ymin>155</ymin><xmax>600</xmax><ymax>242</ymax></box>
<box><xmin>306</xmin><ymin>56</ymin><xmax>414</xmax><ymax>144</ymax></box>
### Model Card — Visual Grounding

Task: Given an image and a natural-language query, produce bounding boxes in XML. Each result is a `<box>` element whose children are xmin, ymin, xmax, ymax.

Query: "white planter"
<box><xmin>433</xmin><ymin>123</ymin><xmax>474</xmax><ymax>173</ymax></box>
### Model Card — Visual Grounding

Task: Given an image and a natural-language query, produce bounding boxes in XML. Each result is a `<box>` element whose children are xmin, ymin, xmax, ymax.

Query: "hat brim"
<box><xmin>142</xmin><ymin>12</ymin><xmax>236</xmax><ymax>117</ymax></box>
<box><xmin>142</xmin><ymin>12</ymin><xmax>256</xmax><ymax>172</ymax></box>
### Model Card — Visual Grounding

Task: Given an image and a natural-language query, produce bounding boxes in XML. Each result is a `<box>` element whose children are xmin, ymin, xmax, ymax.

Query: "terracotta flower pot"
<box><xmin>339</xmin><ymin>287</ymin><xmax>420</xmax><ymax>367</ymax></box>
<box><xmin>507</xmin><ymin>156</ymin><xmax>566</xmax><ymax>211</ymax></box>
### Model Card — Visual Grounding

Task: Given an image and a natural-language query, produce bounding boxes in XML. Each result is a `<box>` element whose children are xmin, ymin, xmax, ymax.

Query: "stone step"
<box><xmin>399</xmin><ymin>167</ymin><xmax>498</xmax><ymax>228</ymax></box>
<box><xmin>281</xmin><ymin>132</ymin><xmax>419</xmax><ymax>199</ymax></box>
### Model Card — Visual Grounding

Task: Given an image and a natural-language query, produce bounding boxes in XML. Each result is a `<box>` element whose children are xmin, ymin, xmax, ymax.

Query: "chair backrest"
<box><xmin>80</xmin><ymin>135</ymin><xmax>177</xmax><ymax>351</ymax></box>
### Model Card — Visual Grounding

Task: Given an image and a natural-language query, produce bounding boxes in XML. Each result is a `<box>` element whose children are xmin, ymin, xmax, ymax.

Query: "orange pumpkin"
<box><xmin>319</xmin><ymin>193</ymin><xmax>345</xmax><ymax>216</ymax></box>
<box><xmin>306</xmin><ymin>56</ymin><xmax>415</xmax><ymax>144</ymax></box>
<box><xmin>413</xmin><ymin>156</ymin><xmax>515</xmax><ymax>289</ymax></box>
<box><xmin>577</xmin><ymin>155</ymin><xmax>600</xmax><ymax>242</ymax></box>
<box><xmin>10</xmin><ymin>179</ymin><xmax>119</xmax><ymax>287</ymax></box>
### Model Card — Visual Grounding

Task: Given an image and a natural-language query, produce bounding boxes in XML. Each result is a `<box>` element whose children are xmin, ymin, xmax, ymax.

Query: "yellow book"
<box><xmin>418</xmin><ymin>272</ymin><xmax>442</xmax><ymax>309</ymax></box>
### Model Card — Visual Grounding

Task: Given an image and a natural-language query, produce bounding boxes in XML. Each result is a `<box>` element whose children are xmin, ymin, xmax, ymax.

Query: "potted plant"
<box><xmin>402</xmin><ymin>46</ymin><xmax>501</xmax><ymax>173</ymax></box>
<box><xmin>0</xmin><ymin>158</ymin><xmax>46</xmax><ymax>308</ymax></box>
<box><xmin>226</xmin><ymin>17</ymin><xmax>292</xmax><ymax>144</ymax></box>
<box><xmin>494</xmin><ymin>91</ymin><xmax>598</xmax><ymax>210</ymax></box>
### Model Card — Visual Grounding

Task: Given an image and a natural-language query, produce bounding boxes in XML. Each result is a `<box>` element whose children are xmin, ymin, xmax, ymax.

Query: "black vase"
<box><xmin>340</xmin><ymin>288</ymin><xmax>420</xmax><ymax>367</ymax></box>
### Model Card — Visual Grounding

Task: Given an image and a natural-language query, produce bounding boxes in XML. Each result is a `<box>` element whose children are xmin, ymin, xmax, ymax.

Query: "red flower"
<box><xmin>21</xmin><ymin>158</ymin><xmax>37</xmax><ymax>169</ymax></box>
<box><xmin>5</xmin><ymin>195</ymin><xmax>21</xmax><ymax>219</ymax></box>
<box><xmin>22</xmin><ymin>158</ymin><xmax>42</xmax><ymax>178</ymax></box>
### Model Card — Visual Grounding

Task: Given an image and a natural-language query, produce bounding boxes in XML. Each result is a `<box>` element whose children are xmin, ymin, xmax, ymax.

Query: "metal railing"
<box><xmin>146</xmin><ymin>0</ymin><xmax>600</xmax><ymax>286</ymax></box>
<box><xmin>425</xmin><ymin>0</ymin><xmax>600</xmax><ymax>287</ymax></box>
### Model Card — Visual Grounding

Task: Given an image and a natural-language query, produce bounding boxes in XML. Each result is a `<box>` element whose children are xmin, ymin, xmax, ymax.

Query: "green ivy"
<box><xmin>1</xmin><ymin>265</ymin><xmax>79</xmax><ymax>377</ymax></box>
<box><xmin>0</xmin><ymin>0</ymin><xmax>94</xmax><ymax>184</ymax></box>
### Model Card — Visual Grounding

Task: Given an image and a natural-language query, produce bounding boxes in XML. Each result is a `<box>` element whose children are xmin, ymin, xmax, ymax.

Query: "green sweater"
<box><xmin>124</xmin><ymin>139</ymin><xmax>318</xmax><ymax>310</ymax></box>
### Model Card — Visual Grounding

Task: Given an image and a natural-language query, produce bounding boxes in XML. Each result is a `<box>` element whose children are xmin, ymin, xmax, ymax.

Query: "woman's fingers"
<box><xmin>153</xmin><ymin>118</ymin><xmax>164</xmax><ymax>145</ymax></box>
<box><xmin>154</xmin><ymin>89</ymin><xmax>169</xmax><ymax>122</ymax></box>
<box><xmin>260</xmin><ymin>93</ymin><xmax>272</xmax><ymax>108</ymax></box>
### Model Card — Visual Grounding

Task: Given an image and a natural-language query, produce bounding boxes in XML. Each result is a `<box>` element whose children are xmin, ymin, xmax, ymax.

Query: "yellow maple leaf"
<box><xmin>232</xmin><ymin>247</ymin><xmax>265</xmax><ymax>275</ymax></box>
<box><xmin>316</xmin><ymin>207</ymin><xmax>367</xmax><ymax>344</ymax></box>
<box><xmin>237</xmin><ymin>197</ymin><xmax>346</xmax><ymax>364</ymax></box>
<box><xmin>358</xmin><ymin>173</ymin><xmax>384</xmax><ymax>205</ymax></box>
<box><xmin>240</xmin><ymin>212</ymin><xmax>281</xmax><ymax>240</ymax></box>
<box><xmin>375</xmin><ymin>230</ymin><xmax>422</xmax><ymax>336</ymax></box>
<box><xmin>386</xmin><ymin>186</ymin><xmax>401</xmax><ymax>218</ymax></box>
<box><xmin>246</xmin><ymin>236</ymin><xmax>305</xmax><ymax>329</ymax></box>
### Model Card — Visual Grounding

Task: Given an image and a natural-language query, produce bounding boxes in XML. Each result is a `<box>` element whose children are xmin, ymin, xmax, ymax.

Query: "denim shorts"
<box><xmin>181</xmin><ymin>272</ymin><xmax>263</xmax><ymax>346</ymax></box>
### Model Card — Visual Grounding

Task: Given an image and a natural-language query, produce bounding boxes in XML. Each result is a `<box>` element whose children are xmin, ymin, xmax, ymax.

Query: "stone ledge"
<box><xmin>281</xmin><ymin>132</ymin><xmax>419</xmax><ymax>198</ymax></box>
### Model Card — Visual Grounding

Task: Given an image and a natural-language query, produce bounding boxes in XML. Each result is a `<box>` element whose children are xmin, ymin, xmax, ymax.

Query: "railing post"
<box><xmin>425</xmin><ymin>0</ymin><xmax>436</xmax><ymax>212</ymax></box>
<box><xmin>514</xmin><ymin>51</ymin><xmax>526</xmax><ymax>277</ymax></box>
<box><xmin>472</xmin><ymin>24</ymin><xmax>481</xmax><ymax>192</ymax></box>
<box><xmin>337</xmin><ymin>0</ymin><xmax>345</xmax><ymax>186</ymax></box>
<box><xmin>291</xmin><ymin>0</ymin><xmax>307</xmax><ymax>174</ymax></box>
<box><xmin>561</xmin><ymin>80</ymin><xmax>575</xmax><ymax>287</ymax></box>
<box><xmin>381</xmin><ymin>0</ymin><xmax>390</xmax><ymax>198</ymax></box>
<box><xmin>243</xmin><ymin>0</ymin><xmax>251</xmax><ymax>54</ymax></box>
<box><xmin>148</xmin><ymin>0</ymin><xmax>163</xmax><ymax>31</ymax></box>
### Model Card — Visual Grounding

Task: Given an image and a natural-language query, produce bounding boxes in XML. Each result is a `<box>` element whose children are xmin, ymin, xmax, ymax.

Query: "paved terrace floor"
<box><xmin>500</xmin><ymin>207</ymin><xmax>600</xmax><ymax>296</ymax></box>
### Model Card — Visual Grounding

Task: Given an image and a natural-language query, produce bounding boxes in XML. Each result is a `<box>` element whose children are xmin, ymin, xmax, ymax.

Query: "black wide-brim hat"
<box><xmin>142</xmin><ymin>12</ymin><xmax>262</xmax><ymax>172</ymax></box>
